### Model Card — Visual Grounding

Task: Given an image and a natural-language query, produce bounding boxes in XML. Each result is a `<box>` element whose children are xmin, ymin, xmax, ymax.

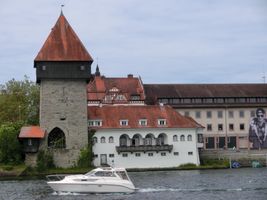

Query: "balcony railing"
<box><xmin>116</xmin><ymin>144</ymin><xmax>173</xmax><ymax>153</ymax></box>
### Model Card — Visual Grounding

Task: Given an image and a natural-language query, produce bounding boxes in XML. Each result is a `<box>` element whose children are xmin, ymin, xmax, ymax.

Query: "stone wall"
<box><xmin>39</xmin><ymin>80</ymin><xmax>88</xmax><ymax>167</ymax></box>
<box><xmin>200</xmin><ymin>149</ymin><xmax>267</xmax><ymax>167</ymax></box>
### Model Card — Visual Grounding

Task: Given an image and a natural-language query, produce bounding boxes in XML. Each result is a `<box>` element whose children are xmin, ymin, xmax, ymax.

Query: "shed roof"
<box><xmin>19</xmin><ymin>126</ymin><xmax>45</xmax><ymax>138</ymax></box>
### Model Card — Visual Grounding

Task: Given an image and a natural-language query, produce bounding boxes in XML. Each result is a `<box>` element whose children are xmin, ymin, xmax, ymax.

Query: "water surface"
<box><xmin>1</xmin><ymin>168</ymin><xmax>267</xmax><ymax>200</ymax></box>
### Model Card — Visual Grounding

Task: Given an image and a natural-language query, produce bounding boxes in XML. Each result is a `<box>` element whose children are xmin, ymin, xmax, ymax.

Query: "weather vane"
<box><xmin>61</xmin><ymin>4</ymin><xmax>65</xmax><ymax>14</ymax></box>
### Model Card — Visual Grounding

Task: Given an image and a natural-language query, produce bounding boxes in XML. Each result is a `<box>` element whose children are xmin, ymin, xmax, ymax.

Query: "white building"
<box><xmin>89</xmin><ymin>105</ymin><xmax>203</xmax><ymax>169</ymax></box>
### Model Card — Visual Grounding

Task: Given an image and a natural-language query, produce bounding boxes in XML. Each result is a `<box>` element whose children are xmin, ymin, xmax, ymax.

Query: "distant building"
<box><xmin>144</xmin><ymin>84</ymin><xmax>267</xmax><ymax>150</ymax></box>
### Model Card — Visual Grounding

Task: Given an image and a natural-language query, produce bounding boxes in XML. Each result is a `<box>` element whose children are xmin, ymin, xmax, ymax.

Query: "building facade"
<box><xmin>144</xmin><ymin>84</ymin><xmax>267</xmax><ymax>151</ymax></box>
<box><xmin>89</xmin><ymin>105</ymin><xmax>203</xmax><ymax>168</ymax></box>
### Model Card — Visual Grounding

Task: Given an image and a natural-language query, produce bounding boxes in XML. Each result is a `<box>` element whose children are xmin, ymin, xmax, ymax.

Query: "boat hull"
<box><xmin>47</xmin><ymin>182</ymin><xmax>135</xmax><ymax>193</ymax></box>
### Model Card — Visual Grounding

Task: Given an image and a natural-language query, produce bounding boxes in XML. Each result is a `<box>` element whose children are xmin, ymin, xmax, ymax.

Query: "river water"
<box><xmin>0</xmin><ymin>168</ymin><xmax>267</xmax><ymax>200</ymax></box>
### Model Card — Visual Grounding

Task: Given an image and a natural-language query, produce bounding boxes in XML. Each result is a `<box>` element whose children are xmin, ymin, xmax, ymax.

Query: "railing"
<box><xmin>116</xmin><ymin>145</ymin><xmax>173</xmax><ymax>153</ymax></box>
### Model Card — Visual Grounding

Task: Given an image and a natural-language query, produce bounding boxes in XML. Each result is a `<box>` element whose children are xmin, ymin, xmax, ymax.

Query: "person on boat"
<box><xmin>249</xmin><ymin>108</ymin><xmax>267</xmax><ymax>149</ymax></box>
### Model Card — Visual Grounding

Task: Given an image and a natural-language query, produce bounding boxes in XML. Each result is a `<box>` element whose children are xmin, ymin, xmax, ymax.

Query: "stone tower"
<box><xmin>34</xmin><ymin>13</ymin><xmax>93</xmax><ymax>167</ymax></box>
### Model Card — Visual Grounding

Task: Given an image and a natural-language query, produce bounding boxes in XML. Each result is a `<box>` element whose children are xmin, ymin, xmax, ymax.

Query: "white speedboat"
<box><xmin>46</xmin><ymin>167</ymin><xmax>136</xmax><ymax>193</ymax></box>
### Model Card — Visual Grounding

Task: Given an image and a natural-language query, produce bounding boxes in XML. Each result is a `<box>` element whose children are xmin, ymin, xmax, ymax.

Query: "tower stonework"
<box><xmin>34</xmin><ymin>13</ymin><xmax>93</xmax><ymax>167</ymax></box>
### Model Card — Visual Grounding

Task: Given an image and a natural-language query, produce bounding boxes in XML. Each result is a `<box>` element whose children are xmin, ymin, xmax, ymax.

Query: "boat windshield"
<box><xmin>87</xmin><ymin>170</ymin><xmax>116</xmax><ymax>177</ymax></box>
<box><xmin>116</xmin><ymin>171</ymin><xmax>129</xmax><ymax>180</ymax></box>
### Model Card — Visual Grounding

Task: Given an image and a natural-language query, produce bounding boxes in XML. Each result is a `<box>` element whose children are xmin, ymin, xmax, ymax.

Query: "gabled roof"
<box><xmin>144</xmin><ymin>84</ymin><xmax>267</xmax><ymax>98</ymax></box>
<box><xmin>19</xmin><ymin>126</ymin><xmax>45</xmax><ymax>138</ymax></box>
<box><xmin>88</xmin><ymin>105</ymin><xmax>203</xmax><ymax>129</ymax></box>
<box><xmin>87</xmin><ymin>75</ymin><xmax>145</xmax><ymax>101</ymax></box>
<box><xmin>34</xmin><ymin>13</ymin><xmax>93</xmax><ymax>62</ymax></box>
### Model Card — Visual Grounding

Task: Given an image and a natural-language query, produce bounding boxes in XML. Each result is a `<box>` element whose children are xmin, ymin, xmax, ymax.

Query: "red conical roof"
<box><xmin>34</xmin><ymin>13</ymin><xmax>93</xmax><ymax>62</ymax></box>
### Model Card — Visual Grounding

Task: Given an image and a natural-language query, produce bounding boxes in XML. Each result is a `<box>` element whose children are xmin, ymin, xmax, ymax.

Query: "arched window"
<box><xmin>132</xmin><ymin>134</ymin><xmax>142</xmax><ymax>146</ymax></box>
<box><xmin>145</xmin><ymin>134</ymin><xmax>155</xmax><ymax>145</ymax></box>
<box><xmin>100</xmin><ymin>137</ymin><xmax>106</xmax><ymax>143</ymax></box>
<box><xmin>48</xmin><ymin>127</ymin><xmax>66</xmax><ymax>148</ymax></box>
<box><xmin>180</xmin><ymin>135</ymin><xmax>185</xmax><ymax>141</ymax></box>
<box><xmin>119</xmin><ymin>134</ymin><xmax>129</xmax><ymax>146</ymax></box>
<box><xmin>158</xmin><ymin>133</ymin><xmax>167</xmax><ymax>145</ymax></box>
<box><xmin>187</xmin><ymin>135</ymin><xmax>192</xmax><ymax>141</ymax></box>
<box><xmin>109</xmin><ymin>136</ymin><xmax>114</xmax><ymax>143</ymax></box>
<box><xmin>92</xmin><ymin>137</ymin><xmax>98</xmax><ymax>144</ymax></box>
<box><xmin>173</xmin><ymin>135</ymin><xmax>178</xmax><ymax>142</ymax></box>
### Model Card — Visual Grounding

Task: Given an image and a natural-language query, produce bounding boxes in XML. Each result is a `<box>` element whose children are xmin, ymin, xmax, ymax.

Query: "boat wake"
<box><xmin>138</xmin><ymin>187</ymin><xmax>244</xmax><ymax>193</ymax></box>
<box><xmin>52</xmin><ymin>191</ymin><xmax>87</xmax><ymax>196</ymax></box>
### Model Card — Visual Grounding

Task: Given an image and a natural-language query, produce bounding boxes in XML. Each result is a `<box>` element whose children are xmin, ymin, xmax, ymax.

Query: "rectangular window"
<box><xmin>174</xmin><ymin>152</ymin><xmax>179</xmax><ymax>156</ymax></box>
<box><xmin>109</xmin><ymin>154</ymin><xmax>114</xmax><ymax>158</ymax></box>
<box><xmin>188</xmin><ymin>152</ymin><xmax>193</xmax><ymax>155</ymax></box>
<box><xmin>148</xmin><ymin>153</ymin><xmax>153</xmax><ymax>157</ymax></box>
<box><xmin>88</xmin><ymin>120</ymin><xmax>102</xmax><ymax>127</ymax></box>
<box><xmin>206</xmin><ymin>111</ymin><xmax>212</xmax><ymax>118</ymax></box>
<box><xmin>28</xmin><ymin>139</ymin><xmax>32</xmax><ymax>146</ymax></box>
<box><xmin>218</xmin><ymin>124</ymin><xmax>223</xmax><ymax>131</ymax></box>
<box><xmin>139</xmin><ymin>119</ymin><xmax>147</xmax><ymax>126</ymax></box>
<box><xmin>94</xmin><ymin>154</ymin><xmax>98</xmax><ymax>158</ymax></box>
<box><xmin>228</xmin><ymin>111</ymin><xmax>234</xmax><ymax>118</ymax></box>
<box><xmin>207</xmin><ymin>124</ymin><xmax>212</xmax><ymax>131</ymax></box>
<box><xmin>229</xmin><ymin>124</ymin><xmax>234</xmax><ymax>131</ymax></box>
<box><xmin>122</xmin><ymin>153</ymin><xmax>128</xmax><ymax>157</ymax></box>
<box><xmin>184</xmin><ymin>111</ymin><xmax>190</xmax><ymax>117</ymax></box>
<box><xmin>120</xmin><ymin>120</ymin><xmax>128</xmax><ymax>126</ymax></box>
<box><xmin>250</xmin><ymin>110</ymin><xmax>255</xmax><ymax>117</ymax></box>
<box><xmin>158</xmin><ymin>119</ymin><xmax>167</xmax><ymax>126</ymax></box>
<box><xmin>135</xmin><ymin>153</ymin><xmax>141</xmax><ymax>157</ymax></box>
<box><xmin>195</xmin><ymin>111</ymin><xmax>201</xmax><ymax>118</ymax></box>
<box><xmin>240</xmin><ymin>123</ymin><xmax>245</xmax><ymax>131</ymax></box>
<box><xmin>239</xmin><ymin>110</ymin><xmax>245</xmax><ymax>118</ymax></box>
<box><xmin>161</xmin><ymin>152</ymin><xmax>166</xmax><ymax>156</ymax></box>
<box><xmin>217</xmin><ymin>111</ymin><xmax>223</xmax><ymax>118</ymax></box>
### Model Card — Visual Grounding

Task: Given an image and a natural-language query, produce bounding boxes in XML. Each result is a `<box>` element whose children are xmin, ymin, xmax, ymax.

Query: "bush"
<box><xmin>36</xmin><ymin>150</ymin><xmax>54</xmax><ymax>172</ymax></box>
<box><xmin>0</xmin><ymin>122</ymin><xmax>23</xmax><ymax>164</ymax></box>
<box><xmin>77</xmin><ymin>146</ymin><xmax>93</xmax><ymax>168</ymax></box>
<box><xmin>179</xmin><ymin>163</ymin><xmax>197</xmax><ymax>168</ymax></box>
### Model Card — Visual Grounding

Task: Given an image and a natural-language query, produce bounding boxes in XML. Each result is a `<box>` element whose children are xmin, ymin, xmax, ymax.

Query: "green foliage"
<box><xmin>179</xmin><ymin>163</ymin><xmax>197</xmax><ymax>168</ymax></box>
<box><xmin>77</xmin><ymin>146</ymin><xmax>93</xmax><ymax>168</ymax></box>
<box><xmin>0</xmin><ymin>122</ymin><xmax>23</xmax><ymax>164</ymax></box>
<box><xmin>36</xmin><ymin>150</ymin><xmax>55</xmax><ymax>172</ymax></box>
<box><xmin>0</xmin><ymin>76</ymin><xmax>39</xmax><ymax>125</ymax></box>
<box><xmin>201</xmin><ymin>158</ymin><xmax>229</xmax><ymax>167</ymax></box>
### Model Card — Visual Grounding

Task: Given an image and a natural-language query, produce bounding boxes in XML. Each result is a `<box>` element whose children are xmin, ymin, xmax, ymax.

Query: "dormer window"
<box><xmin>109</xmin><ymin>87</ymin><xmax>119</xmax><ymax>92</ymax></box>
<box><xmin>120</xmin><ymin>120</ymin><xmax>128</xmax><ymax>126</ymax></box>
<box><xmin>139</xmin><ymin>119</ymin><xmax>147</xmax><ymax>126</ymax></box>
<box><xmin>88</xmin><ymin>120</ymin><xmax>102</xmax><ymax>127</ymax></box>
<box><xmin>131</xmin><ymin>95</ymin><xmax>140</xmax><ymax>100</ymax></box>
<box><xmin>116</xmin><ymin>94</ymin><xmax>126</xmax><ymax>101</ymax></box>
<box><xmin>158</xmin><ymin>119</ymin><xmax>167</xmax><ymax>126</ymax></box>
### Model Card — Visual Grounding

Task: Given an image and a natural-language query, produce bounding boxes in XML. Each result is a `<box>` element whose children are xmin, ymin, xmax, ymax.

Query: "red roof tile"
<box><xmin>87</xmin><ymin>76</ymin><xmax>145</xmax><ymax>101</ymax></box>
<box><xmin>88</xmin><ymin>105</ymin><xmax>202</xmax><ymax>129</ymax></box>
<box><xmin>34</xmin><ymin>13</ymin><xmax>93</xmax><ymax>62</ymax></box>
<box><xmin>19</xmin><ymin>126</ymin><xmax>45</xmax><ymax>138</ymax></box>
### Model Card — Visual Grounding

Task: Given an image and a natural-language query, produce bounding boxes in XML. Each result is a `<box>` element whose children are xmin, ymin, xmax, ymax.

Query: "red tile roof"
<box><xmin>88</xmin><ymin>105</ymin><xmax>202</xmax><ymax>129</ymax></box>
<box><xmin>34</xmin><ymin>13</ymin><xmax>93</xmax><ymax>62</ymax></box>
<box><xmin>87</xmin><ymin>75</ymin><xmax>145</xmax><ymax>102</ymax></box>
<box><xmin>19</xmin><ymin>126</ymin><xmax>45</xmax><ymax>138</ymax></box>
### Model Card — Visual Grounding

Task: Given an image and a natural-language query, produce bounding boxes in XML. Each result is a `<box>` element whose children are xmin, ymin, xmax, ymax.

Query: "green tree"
<box><xmin>0</xmin><ymin>122</ymin><xmax>23</xmax><ymax>164</ymax></box>
<box><xmin>0</xmin><ymin>76</ymin><xmax>39</xmax><ymax>125</ymax></box>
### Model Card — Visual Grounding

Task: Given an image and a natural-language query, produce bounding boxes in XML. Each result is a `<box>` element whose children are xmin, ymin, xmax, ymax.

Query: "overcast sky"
<box><xmin>1</xmin><ymin>0</ymin><xmax>267</xmax><ymax>84</ymax></box>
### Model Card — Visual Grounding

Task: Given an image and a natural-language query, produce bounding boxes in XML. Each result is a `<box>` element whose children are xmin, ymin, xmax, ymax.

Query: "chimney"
<box><xmin>127</xmin><ymin>74</ymin><xmax>133</xmax><ymax>78</ymax></box>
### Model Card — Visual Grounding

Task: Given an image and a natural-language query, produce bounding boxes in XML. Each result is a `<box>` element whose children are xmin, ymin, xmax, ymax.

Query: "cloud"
<box><xmin>0</xmin><ymin>0</ymin><xmax>267</xmax><ymax>84</ymax></box>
